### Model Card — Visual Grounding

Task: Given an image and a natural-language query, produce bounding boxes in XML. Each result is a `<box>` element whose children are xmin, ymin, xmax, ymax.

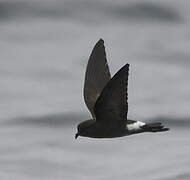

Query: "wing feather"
<box><xmin>94</xmin><ymin>64</ymin><xmax>129</xmax><ymax>125</ymax></box>
<box><xmin>83</xmin><ymin>39</ymin><xmax>111</xmax><ymax>117</ymax></box>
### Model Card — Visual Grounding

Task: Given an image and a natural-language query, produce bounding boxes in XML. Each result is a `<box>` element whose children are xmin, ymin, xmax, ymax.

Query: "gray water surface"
<box><xmin>0</xmin><ymin>0</ymin><xmax>190</xmax><ymax>179</ymax></box>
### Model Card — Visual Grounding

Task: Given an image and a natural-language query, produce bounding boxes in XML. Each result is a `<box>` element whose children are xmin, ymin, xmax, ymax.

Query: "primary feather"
<box><xmin>83</xmin><ymin>39</ymin><xmax>111</xmax><ymax>118</ymax></box>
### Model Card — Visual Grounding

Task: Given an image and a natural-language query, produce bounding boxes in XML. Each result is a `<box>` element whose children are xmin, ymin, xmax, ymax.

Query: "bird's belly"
<box><xmin>127</xmin><ymin>121</ymin><xmax>145</xmax><ymax>132</ymax></box>
<box><xmin>89</xmin><ymin>126</ymin><xmax>130</xmax><ymax>138</ymax></box>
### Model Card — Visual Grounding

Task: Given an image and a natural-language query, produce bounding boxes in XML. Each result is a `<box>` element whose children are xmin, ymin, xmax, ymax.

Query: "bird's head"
<box><xmin>75</xmin><ymin>119</ymin><xmax>96</xmax><ymax>139</ymax></box>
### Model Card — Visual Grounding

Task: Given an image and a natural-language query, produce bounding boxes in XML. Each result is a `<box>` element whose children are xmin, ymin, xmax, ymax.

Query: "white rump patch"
<box><xmin>127</xmin><ymin>121</ymin><xmax>145</xmax><ymax>131</ymax></box>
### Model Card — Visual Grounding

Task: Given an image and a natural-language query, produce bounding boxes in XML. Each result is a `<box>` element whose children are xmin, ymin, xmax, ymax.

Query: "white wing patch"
<box><xmin>127</xmin><ymin>121</ymin><xmax>145</xmax><ymax>131</ymax></box>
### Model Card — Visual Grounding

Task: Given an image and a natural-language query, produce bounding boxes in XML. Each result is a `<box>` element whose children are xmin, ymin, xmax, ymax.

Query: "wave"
<box><xmin>2</xmin><ymin>112</ymin><xmax>90</xmax><ymax>128</ymax></box>
<box><xmin>0</xmin><ymin>1</ymin><xmax>182</xmax><ymax>23</ymax></box>
<box><xmin>158</xmin><ymin>172</ymin><xmax>190</xmax><ymax>180</ymax></box>
<box><xmin>3</xmin><ymin>112</ymin><xmax>190</xmax><ymax>129</ymax></box>
<box><xmin>113</xmin><ymin>2</ymin><xmax>181</xmax><ymax>23</ymax></box>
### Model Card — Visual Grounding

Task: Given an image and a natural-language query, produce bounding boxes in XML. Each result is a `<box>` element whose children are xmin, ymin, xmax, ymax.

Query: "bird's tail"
<box><xmin>141</xmin><ymin>122</ymin><xmax>169</xmax><ymax>132</ymax></box>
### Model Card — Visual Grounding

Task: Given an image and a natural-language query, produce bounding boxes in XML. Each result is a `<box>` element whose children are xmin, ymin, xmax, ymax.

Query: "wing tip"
<box><xmin>113</xmin><ymin>63</ymin><xmax>130</xmax><ymax>78</ymax></box>
<box><xmin>123</xmin><ymin>63</ymin><xmax>130</xmax><ymax>70</ymax></box>
<box><xmin>96</xmin><ymin>38</ymin><xmax>104</xmax><ymax>47</ymax></box>
<box><xmin>92</xmin><ymin>38</ymin><xmax>105</xmax><ymax>51</ymax></box>
<box><xmin>99</xmin><ymin>38</ymin><xmax>104</xmax><ymax>43</ymax></box>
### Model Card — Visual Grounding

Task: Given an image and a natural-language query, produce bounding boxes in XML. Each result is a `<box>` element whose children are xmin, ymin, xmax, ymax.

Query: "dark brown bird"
<box><xmin>75</xmin><ymin>39</ymin><xmax>169</xmax><ymax>139</ymax></box>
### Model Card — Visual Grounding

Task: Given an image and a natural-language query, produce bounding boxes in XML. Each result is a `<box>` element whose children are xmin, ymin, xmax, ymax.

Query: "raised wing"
<box><xmin>94</xmin><ymin>64</ymin><xmax>129</xmax><ymax>125</ymax></box>
<box><xmin>84</xmin><ymin>39</ymin><xmax>111</xmax><ymax>118</ymax></box>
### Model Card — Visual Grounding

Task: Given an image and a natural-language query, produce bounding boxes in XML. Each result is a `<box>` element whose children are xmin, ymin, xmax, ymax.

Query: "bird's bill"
<box><xmin>75</xmin><ymin>133</ymin><xmax>79</xmax><ymax>139</ymax></box>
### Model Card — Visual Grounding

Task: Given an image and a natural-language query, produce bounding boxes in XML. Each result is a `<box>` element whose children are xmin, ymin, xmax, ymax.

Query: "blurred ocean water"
<box><xmin>0</xmin><ymin>0</ymin><xmax>190</xmax><ymax>179</ymax></box>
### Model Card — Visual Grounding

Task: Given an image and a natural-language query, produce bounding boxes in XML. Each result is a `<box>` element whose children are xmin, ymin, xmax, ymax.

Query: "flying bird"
<box><xmin>75</xmin><ymin>39</ymin><xmax>169</xmax><ymax>139</ymax></box>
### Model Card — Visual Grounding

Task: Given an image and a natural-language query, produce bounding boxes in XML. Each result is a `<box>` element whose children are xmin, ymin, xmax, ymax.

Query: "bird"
<box><xmin>75</xmin><ymin>39</ymin><xmax>169</xmax><ymax>139</ymax></box>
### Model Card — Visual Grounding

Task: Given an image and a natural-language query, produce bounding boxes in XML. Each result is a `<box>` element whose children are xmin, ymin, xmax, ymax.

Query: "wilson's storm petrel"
<box><xmin>75</xmin><ymin>39</ymin><xmax>169</xmax><ymax>139</ymax></box>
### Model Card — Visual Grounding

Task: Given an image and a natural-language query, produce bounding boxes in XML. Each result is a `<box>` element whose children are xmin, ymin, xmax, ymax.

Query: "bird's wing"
<box><xmin>83</xmin><ymin>39</ymin><xmax>111</xmax><ymax>118</ymax></box>
<box><xmin>94</xmin><ymin>64</ymin><xmax>129</xmax><ymax>126</ymax></box>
